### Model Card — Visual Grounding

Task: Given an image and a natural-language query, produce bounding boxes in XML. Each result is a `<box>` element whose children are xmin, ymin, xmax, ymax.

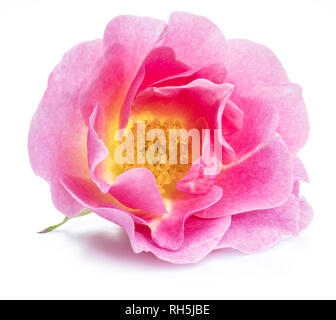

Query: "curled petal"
<box><xmin>151</xmin><ymin>186</ymin><xmax>223</xmax><ymax>250</ymax></box>
<box><xmin>137</xmin><ymin>46</ymin><xmax>190</xmax><ymax>92</ymax></box>
<box><xmin>119</xmin><ymin>46</ymin><xmax>190</xmax><ymax>130</ymax></box>
<box><xmin>199</xmin><ymin>137</ymin><xmax>293</xmax><ymax>218</ymax></box>
<box><xmin>176</xmin><ymin>131</ymin><xmax>221</xmax><ymax>194</ymax></box>
<box><xmin>176</xmin><ymin>159</ymin><xmax>219</xmax><ymax>195</ymax></box>
<box><xmin>135</xmin><ymin>215</ymin><xmax>231</xmax><ymax>264</ymax></box>
<box><xmin>153</xmin><ymin>62</ymin><xmax>227</xmax><ymax>88</ymax></box>
<box><xmin>109</xmin><ymin>168</ymin><xmax>167</xmax><ymax>213</ymax></box>
<box><xmin>87</xmin><ymin>108</ymin><xmax>167</xmax><ymax>213</ymax></box>
<box><xmin>60</xmin><ymin>175</ymin><xmax>147</xmax><ymax>225</ymax></box>
<box><xmin>87</xmin><ymin>105</ymin><xmax>110</xmax><ymax>193</ymax></box>
<box><xmin>61</xmin><ymin>175</ymin><xmax>231</xmax><ymax>264</ymax></box>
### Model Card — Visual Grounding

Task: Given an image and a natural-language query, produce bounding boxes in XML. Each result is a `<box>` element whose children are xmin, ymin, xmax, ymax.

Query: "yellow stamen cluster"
<box><xmin>118</xmin><ymin>118</ymin><xmax>192</xmax><ymax>196</ymax></box>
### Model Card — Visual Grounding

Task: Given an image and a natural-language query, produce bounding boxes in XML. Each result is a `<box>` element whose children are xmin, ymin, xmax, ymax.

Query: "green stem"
<box><xmin>38</xmin><ymin>209</ymin><xmax>92</xmax><ymax>233</ymax></box>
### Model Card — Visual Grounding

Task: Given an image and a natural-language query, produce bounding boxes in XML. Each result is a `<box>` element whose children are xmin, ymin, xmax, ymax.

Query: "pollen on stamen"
<box><xmin>115</xmin><ymin>117</ymin><xmax>193</xmax><ymax>197</ymax></box>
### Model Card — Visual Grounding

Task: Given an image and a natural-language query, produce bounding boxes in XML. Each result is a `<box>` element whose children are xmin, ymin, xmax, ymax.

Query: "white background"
<box><xmin>0</xmin><ymin>0</ymin><xmax>335</xmax><ymax>299</ymax></box>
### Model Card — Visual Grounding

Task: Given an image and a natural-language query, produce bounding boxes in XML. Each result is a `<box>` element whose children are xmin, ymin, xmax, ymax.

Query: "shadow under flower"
<box><xmin>57</xmin><ymin>228</ymin><xmax>201</xmax><ymax>269</ymax></box>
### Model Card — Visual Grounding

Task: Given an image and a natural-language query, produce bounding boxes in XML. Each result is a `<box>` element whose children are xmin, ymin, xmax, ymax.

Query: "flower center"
<box><xmin>115</xmin><ymin>117</ymin><xmax>193</xmax><ymax>197</ymax></box>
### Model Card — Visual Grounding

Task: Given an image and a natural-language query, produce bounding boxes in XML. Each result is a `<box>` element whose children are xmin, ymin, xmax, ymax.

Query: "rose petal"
<box><xmin>162</xmin><ymin>12</ymin><xmax>227</xmax><ymax>68</ymax></box>
<box><xmin>293</xmin><ymin>156</ymin><xmax>309</xmax><ymax>182</ymax></box>
<box><xmin>134</xmin><ymin>79</ymin><xmax>235</xmax><ymax>163</ymax></box>
<box><xmin>79</xmin><ymin>16</ymin><xmax>168</xmax><ymax>189</ymax></box>
<box><xmin>61</xmin><ymin>175</ymin><xmax>231</xmax><ymax>264</ymax></box>
<box><xmin>119</xmin><ymin>46</ymin><xmax>190</xmax><ymax>131</ymax></box>
<box><xmin>28</xmin><ymin>40</ymin><xmax>102</xmax><ymax>216</ymax></box>
<box><xmin>60</xmin><ymin>175</ymin><xmax>147</xmax><ymax>225</ymax></box>
<box><xmin>216</xmin><ymin>194</ymin><xmax>313</xmax><ymax>253</ymax></box>
<box><xmin>249</xmin><ymin>84</ymin><xmax>309</xmax><ymax>153</ymax></box>
<box><xmin>224</xmin><ymin>39</ymin><xmax>289</xmax><ymax>95</ymax></box>
<box><xmin>109</xmin><ymin>168</ymin><xmax>167</xmax><ymax>213</ymax></box>
<box><xmin>80</xmin><ymin>15</ymin><xmax>167</xmax><ymax>125</ymax></box>
<box><xmin>222</xmin><ymin>100</ymin><xmax>244</xmax><ymax>135</ymax></box>
<box><xmin>226</xmin><ymin>91</ymin><xmax>279</xmax><ymax>159</ymax></box>
<box><xmin>134</xmin><ymin>215</ymin><xmax>231</xmax><ymax>264</ymax></box>
<box><xmin>176</xmin><ymin>130</ymin><xmax>221</xmax><ymax>194</ymax></box>
<box><xmin>92</xmin><ymin>207</ymin><xmax>231</xmax><ymax>264</ymax></box>
<box><xmin>198</xmin><ymin>137</ymin><xmax>293</xmax><ymax>218</ymax></box>
<box><xmin>87</xmin><ymin>105</ymin><xmax>110</xmax><ymax>193</ymax></box>
<box><xmin>151</xmin><ymin>185</ymin><xmax>223</xmax><ymax>250</ymax></box>
<box><xmin>153</xmin><ymin>62</ymin><xmax>227</xmax><ymax>88</ymax></box>
<box><xmin>175</xmin><ymin>159</ymin><xmax>219</xmax><ymax>195</ymax></box>
<box><xmin>138</xmin><ymin>46</ymin><xmax>190</xmax><ymax>92</ymax></box>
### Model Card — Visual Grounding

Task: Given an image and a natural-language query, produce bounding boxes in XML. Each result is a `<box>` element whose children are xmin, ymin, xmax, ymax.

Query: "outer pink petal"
<box><xmin>90</xmin><ymin>207</ymin><xmax>231</xmax><ymax>264</ymax></box>
<box><xmin>28</xmin><ymin>40</ymin><xmax>102</xmax><ymax>216</ymax></box>
<box><xmin>297</xmin><ymin>197</ymin><xmax>313</xmax><ymax>231</ymax></box>
<box><xmin>109</xmin><ymin>168</ymin><xmax>167</xmax><ymax>213</ymax></box>
<box><xmin>161</xmin><ymin>12</ymin><xmax>227</xmax><ymax>69</ymax></box>
<box><xmin>80</xmin><ymin>15</ymin><xmax>167</xmax><ymax>125</ymax></box>
<box><xmin>61</xmin><ymin>175</ymin><xmax>231</xmax><ymax>264</ymax></box>
<box><xmin>292</xmin><ymin>156</ymin><xmax>309</xmax><ymax>197</ymax></box>
<box><xmin>224</xmin><ymin>39</ymin><xmax>289</xmax><ymax>95</ymax></box>
<box><xmin>199</xmin><ymin>137</ymin><xmax>293</xmax><ymax>218</ymax></box>
<box><xmin>216</xmin><ymin>195</ymin><xmax>313</xmax><ymax>253</ymax></box>
<box><xmin>103</xmin><ymin>16</ymin><xmax>166</xmax><ymax>73</ymax></box>
<box><xmin>60</xmin><ymin>175</ymin><xmax>148</xmax><ymax>225</ymax></box>
<box><xmin>151</xmin><ymin>186</ymin><xmax>223</xmax><ymax>250</ymax></box>
<box><xmin>50</xmin><ymin>180</ymin><xmax>84</xmax><ymax>215</ymax></box>
<box><xmin>133</xmin><ymin>216</ymin><xmax>231</xmax><ymax>264</ymax></box>
<box><xmin>248</xmin><ymin>84</ymin><xmax>310</xmax><ymax>154</ymax></box>
<box><xmin>293</xmin><ymin>156</ymin><xmax>309</xmax><ymax>183</ymax></box>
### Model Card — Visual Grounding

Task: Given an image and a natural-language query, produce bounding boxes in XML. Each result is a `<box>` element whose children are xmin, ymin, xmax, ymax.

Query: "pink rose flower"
<box><xmin>28</xmin><ymin>12</ymin><xmax>312</xmax><ymax>263</ymax></box>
